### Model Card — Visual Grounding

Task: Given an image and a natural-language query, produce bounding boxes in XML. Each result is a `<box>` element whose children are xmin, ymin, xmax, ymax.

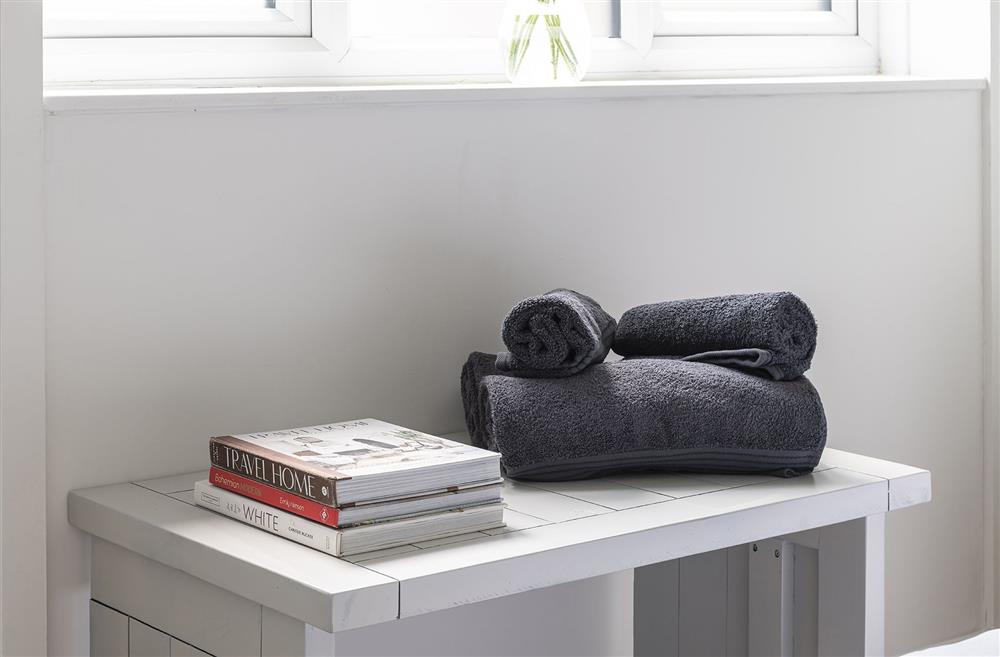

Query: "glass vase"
<box><xmin>498</xmin><ymin>0</ymin><xmax>591</xmax><ymax>85</ymax></box>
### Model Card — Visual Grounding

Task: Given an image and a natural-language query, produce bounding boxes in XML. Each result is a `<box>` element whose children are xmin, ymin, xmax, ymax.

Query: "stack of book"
<box><xmin>194</xmin><ymin>419</ymin><xmax>504</xmax><ymax>557</ymax></box>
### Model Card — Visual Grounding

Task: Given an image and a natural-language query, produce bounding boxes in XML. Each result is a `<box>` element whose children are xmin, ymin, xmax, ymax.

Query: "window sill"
<box><xmin>46</xmin><ymin>32</ymin><xmax>882</xmax><ymax>90</ymax></box>
<box><xmin>43</xmin><ymin>75</ymin><xmax>986</xmax><ymax>115</ymax></box>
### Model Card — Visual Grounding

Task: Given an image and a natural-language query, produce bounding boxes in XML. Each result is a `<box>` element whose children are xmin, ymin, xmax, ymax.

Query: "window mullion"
<box><xmin>274</xmin><ymin>0</ymin><xmax>312</xmax><ymax>36</ymax></box>
<box><xmin>621</xmin><ymin>1</ymin><xmax>659</xmax><ymax>54</ymax></box>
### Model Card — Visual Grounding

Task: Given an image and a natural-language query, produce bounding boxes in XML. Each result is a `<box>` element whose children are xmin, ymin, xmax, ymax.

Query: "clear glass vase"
<box><xmin>498</xmin><ymin>0</ymin><xmax>591</xmax><ymax>84</ymax></box>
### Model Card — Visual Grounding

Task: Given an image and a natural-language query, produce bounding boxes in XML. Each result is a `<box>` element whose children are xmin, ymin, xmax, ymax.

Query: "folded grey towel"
<box><xmin>613</xmin><ymin>292</ymin><xmax>817</xmax><ymax>380</ymax></box>
<box><xmin>461</xmin><ymin>351</ymin><xmax>504</xmax><ymax>449</ymax></box>
<box><xmin>496</xmin><ymin>289</ymin><xmax>617</xmax><ymax>378</ymax></box>
<box><xmin>478</xmin><ymin>357</ymin><xmax>826</xmax><ymax>480</ymax></box>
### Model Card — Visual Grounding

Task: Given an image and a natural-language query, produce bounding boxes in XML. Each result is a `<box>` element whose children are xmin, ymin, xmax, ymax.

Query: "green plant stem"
<box><xmin>508</xmin><ymin>13</ymin><xmax>539</xmax><ymax>76</ymax></box>
<box><xmin>508</xmin><ymin>16</ymin><xmax>523</xmax><ymax>71</ymax></box>
<box><xmin>508</xmin><ymin>0</ymin><xmax>581</xmax><ymax>80</ymax></box>
<box><xmin>549</xmin><ymin>27</ymin><xmax>558</xmax><ymax>78</ymax></box>
<box><xmin>543</xmin><ymin>15</ymin><xmax>578</xmax><ymax>78</ymax></box>
<box><xmin>553</xmin><ymin>18</ymin><xmax>578</xmax><ymax>69</ymax></box>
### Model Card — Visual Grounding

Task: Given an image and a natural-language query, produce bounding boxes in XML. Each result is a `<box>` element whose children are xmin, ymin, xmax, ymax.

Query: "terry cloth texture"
<box><xmin>496</xmin><ymin>288</ymin><xmax>617</xmax><ymax>378</ymax></box>
<box><xmin>478</xmin><ymin>357</ymin><xmax>826</xmax><ymax>481</ymax></box>
<box><xmin>613</xmin><ymin>292</ymin><xmax>817</xmax><ymax>380</ymax></box>
<box><xmin>461</xmin><ymin>352</ymin><xmax>505</xmax><ymax>449</ymax></box>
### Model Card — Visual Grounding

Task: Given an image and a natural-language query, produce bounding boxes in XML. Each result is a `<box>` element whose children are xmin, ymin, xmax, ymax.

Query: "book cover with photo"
<box><xmin>210</xmin><ymin>419</ymin><xmax>501</xmax><ymax>506</ymax></box>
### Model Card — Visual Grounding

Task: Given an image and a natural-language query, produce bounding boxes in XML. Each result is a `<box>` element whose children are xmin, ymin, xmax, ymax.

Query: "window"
<box><xmin>45</xmin><ymin>0</ymin><xmax>312</xmax><ymax>37</ymax></box>
<box><xmin>620</xmin><ymin>0</ymin><xmax>875</xmax><ymax>76</ymax></box>
<box><xmin>43</xmin><ymin>0</ymin><xmax>881</xmax><ymax>85</ymax></box>
<box><xmin>350</xmin><ymin>1</ymin><xmax>615</xmax><ymax>39</ymax></box>
<box><xmin>655</xmin><ymin>1</ymin><xmax>856</xmax><ymax>36</ymax></box>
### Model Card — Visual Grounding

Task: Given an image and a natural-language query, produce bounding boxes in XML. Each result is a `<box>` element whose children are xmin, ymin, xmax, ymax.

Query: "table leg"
<box><xmin>817</xmin><ymin>514</ymin><xmax>886</xmax><ymax>657</ymax></box>
<box><xmin>634</xmin><ymin>548</ymin><xmax>748</xmax><ymax>657</ymax></box>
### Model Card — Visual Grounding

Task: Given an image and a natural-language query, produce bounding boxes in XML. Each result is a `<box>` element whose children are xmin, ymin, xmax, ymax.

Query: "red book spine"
<box><xmin>209</xmin><ymin>466</ymin><xmax>342</xmax><ymax>527</ymax></box>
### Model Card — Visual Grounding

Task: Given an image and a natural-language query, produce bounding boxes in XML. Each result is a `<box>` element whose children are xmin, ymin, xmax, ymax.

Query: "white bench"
<box><xmin>904</xmin><ymin>629</ymin><xmax>1000</xmax><ymax>656</ymax></box>
<box><xmin>70</xmin><ymin>445</ymin><xmax>930</xmax><ymax>657</ymax></box>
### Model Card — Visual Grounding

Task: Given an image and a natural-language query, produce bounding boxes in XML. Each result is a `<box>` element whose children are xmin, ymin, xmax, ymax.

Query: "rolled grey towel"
<box><xmin>479</xmin><ymin>358</ymin><xmax>826</xmax><ymax>480</ymax></box>
<box><xmin>496</xmin><ymin>289</ymin><xmax>617</xmax><ymax>378</ymax></box>
<box><xmin>613</xmin><ymin>292</ymin><xmax>817</xmax><ymax>380</ymax></box>
<box><xmin>461</xmin><ymin>352</ymin><xmax>504</xmax><ymax>449</ymax></box>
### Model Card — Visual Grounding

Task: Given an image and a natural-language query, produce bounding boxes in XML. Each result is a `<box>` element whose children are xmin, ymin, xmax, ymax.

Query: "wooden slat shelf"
<box><xmin>69</xmin><ymin>442</ymin><xmax>930</xmax><ymax>635</ymax></box>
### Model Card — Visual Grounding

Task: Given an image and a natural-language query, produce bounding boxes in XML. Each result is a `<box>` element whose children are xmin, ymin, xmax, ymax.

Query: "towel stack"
<box><xmin>462</xmin><ymin>290</ymin><xmax>826</xmax><ymax>481</ymax></box>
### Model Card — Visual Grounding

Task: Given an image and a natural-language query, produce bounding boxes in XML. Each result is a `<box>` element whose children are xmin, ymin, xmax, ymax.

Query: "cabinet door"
<box><xmin>170</xmin><ymin>638</ymin><xmax>212</xmax><ymax>657</ymax></box>
<box><xmin>93</xmin><ymin>539</ymin><xmax>261</xmax><ymax>657</ymax></box>
<box><xmin>91</xmin><ymin>601</ymin><xmax>128</xmax><ymax>657</ymax></box>
<box><xmin>129</xmin><ymin>619</ymin><xmax>171</xmax><ymax>657</ymax></box>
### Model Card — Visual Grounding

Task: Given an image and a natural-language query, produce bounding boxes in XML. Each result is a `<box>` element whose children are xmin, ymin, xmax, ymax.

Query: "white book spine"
<box><xmin>194</xmin><ymin>480</ymin><xmax>343</xmax><ymax>555</ymax></box>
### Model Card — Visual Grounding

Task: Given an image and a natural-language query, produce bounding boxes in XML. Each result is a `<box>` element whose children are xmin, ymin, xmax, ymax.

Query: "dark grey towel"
<box><xmin>461</xmin><ymin>351</ymin><xmax>505</xmax><ymax>449</ymax></box>
<box><xmin>613</xmin><ymin>292</ymin><xmax>817</xmax><ymax>380</ymax></box>
<box><xmin>478</xmin><ymin>357</ymin><xmax>826</xmax><ymax>480</ymax></box>
<box><xmin>496</xmin><ymin>289</ymin><xmax>617</xmax><ymax>378</ymax></box>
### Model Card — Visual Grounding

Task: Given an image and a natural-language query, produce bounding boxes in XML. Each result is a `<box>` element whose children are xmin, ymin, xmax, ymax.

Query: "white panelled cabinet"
<box><xmin>90</xmin><ymin>602</ymin><xmax>211</xmax><ymax>657</ymax></box>
<box><xmin>74</xmin><ymin>446</ymin><xmax>930</xmax><ymax>657</ymax></box>
<box><xmin>90</xmin><ymin>601</ymin><xmax>127</xmax><ymax>657</ymax></box>
<box><xmin>128</xmin><ymin>619</ymin><xmax>170</xmax><ymax>657</ymax></box>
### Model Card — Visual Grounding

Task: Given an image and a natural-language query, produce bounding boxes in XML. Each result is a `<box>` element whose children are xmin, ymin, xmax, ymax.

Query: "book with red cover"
<box><xmin>210</xmin><ymin>467</ymin><xmax>342</xmax><ymax>526</ymax></box>
<box><xmin>209</xmin><ymin>466</ymin><xmax>503</xmax><ymax>529</ymax></box>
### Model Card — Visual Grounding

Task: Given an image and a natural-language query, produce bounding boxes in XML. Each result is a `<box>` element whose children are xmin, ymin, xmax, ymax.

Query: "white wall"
<box><xmin>910</xmin><ymin>0</ymin><xmax>997</xmax><ymax>632</ymax></box>
<box><xmin>909</xmin><ymin>0</ymin><xmax>991</xmax><ymax>77</ymax></box>
<box><xmin>1</xmin><ymin>0</ymin><xmax>48</xmax><ymax>655</ymax></box>
<box><xmin>45</xmin><ymin>87</ymin><xmax>985</xmax><ymax>656</ymax></box>
<box><xmin>994</xmin><ymin>1</ymin><xmax>1000</xmax><ymax>626</ymax></box>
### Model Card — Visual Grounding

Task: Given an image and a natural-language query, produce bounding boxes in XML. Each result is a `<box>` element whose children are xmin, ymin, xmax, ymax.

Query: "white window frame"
<box><xmin>655</xmin><ymin>1</ymin><xmax>857</xmax><ymax>37</ymax></box>
<box><xmin>44</xmin><ymin>0</ymin><xmax>883</xmax><ymax>87</ymax></box>
<box><xmin>45</xmin><ymin>0</ymin><xmax>313</xmax><ymax>38</ymax></box>
<box><xmin>621</xmin><ymin>0</ymin><xmax>876</xmax><ymax>75</ymax></box>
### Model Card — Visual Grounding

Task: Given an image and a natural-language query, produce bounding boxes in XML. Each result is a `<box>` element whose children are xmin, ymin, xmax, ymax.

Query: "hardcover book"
<box><xmin>194</xmin><ymin>480</ymin><xmax>505</xmax><ymax>557</ymax></box>
<box><xmin>209</xmin><ymin>419</ymin><xmax>501</xmax><ymax>506</ymax></box>
<box><xmin>208</xmin><ymin>466</ymin><xmax>503</xmax><ymax>528</ymax></box>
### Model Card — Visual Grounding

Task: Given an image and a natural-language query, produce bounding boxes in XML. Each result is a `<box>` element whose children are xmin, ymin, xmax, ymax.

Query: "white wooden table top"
<box><xmin>68</xmin><ymin>443</ymin><xmax>930</xmax><ymax>634</ymax></box>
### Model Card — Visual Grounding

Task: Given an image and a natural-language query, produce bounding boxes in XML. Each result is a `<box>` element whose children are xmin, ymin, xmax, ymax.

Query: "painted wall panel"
<box><xmin>45</xmin><ymin>88</ymin><xmax>985</xmax><ymax>655</ymax></box>
<box><xmin>1</xmin><ymin>0</ymin><xmax>47</xmax><ymax>654</ymax></box>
